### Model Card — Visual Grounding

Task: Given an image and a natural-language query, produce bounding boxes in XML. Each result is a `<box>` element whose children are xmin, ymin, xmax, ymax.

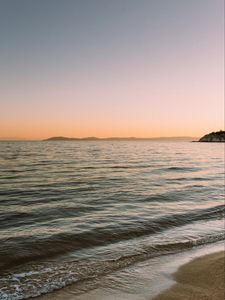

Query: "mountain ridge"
<box><xmin>44</xmin><ymin>136</ymin><xmax>198</xmax><ymax>141</ymax></box>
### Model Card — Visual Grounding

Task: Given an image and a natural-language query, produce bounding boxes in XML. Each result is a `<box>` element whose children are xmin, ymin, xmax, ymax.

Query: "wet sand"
<box><xmin>153</xmin><ymin>251</ymin><xmax>225</xmax><ymax>300</ymax></box>
<box><xmin>29</xmin><ymin>247</ymin><xmax>225</xmax><ymax>300</ymax></box>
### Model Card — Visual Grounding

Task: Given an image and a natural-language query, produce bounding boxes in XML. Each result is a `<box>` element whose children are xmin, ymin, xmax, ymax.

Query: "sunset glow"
<box><xmin>0</xmin><ymin>0</ymin><xmax>224</xmax><ymax>140</ymax></box>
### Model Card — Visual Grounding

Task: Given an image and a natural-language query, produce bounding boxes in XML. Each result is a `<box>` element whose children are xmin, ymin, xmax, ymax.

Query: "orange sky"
<box><xmin>0</xmin><ymin>0</ymin><xmax>224</xmax><ymax>140</ymax></box>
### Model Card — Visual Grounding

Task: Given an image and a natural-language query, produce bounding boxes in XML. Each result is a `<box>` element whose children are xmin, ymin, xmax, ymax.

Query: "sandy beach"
<box><xmin>30</xmin><ymin>247</ymin><xmax>225</xmax><ymax>300</ymax></box>
<box><xmin>153</xmin><ymin>251</ymin><xmax>225</xmax><ymax>300</ymax></box>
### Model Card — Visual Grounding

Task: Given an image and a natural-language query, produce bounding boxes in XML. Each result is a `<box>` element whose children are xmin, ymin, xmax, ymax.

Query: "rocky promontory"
<box><xmin>199</xmin><ymin>131</ymin><xmax>225</xmax><ymax>142</ymax></box>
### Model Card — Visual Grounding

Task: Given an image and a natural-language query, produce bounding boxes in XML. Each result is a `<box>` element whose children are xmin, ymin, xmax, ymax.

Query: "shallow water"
<box><xmin>0</xmin><ymin>141</ymin><xmax>224</xmax><ymax>299</ymax></box>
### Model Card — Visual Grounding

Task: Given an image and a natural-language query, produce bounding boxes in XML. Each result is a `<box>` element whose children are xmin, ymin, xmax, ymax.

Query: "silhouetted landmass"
<box><xmin>44</xmin><ymin>136</ymin><xmax>197</xmax><ymax>142</ymax></box>
<box><xmin>199</xmin><ymin>131</ymin><xmax>225</xmax><ymax>142</ymax></box>
<box><xmin>45</xmin><ymin>136</ymin><xmax>79</xmax><ymax>141</ymax></box>
<box><xmin>45</xmin><ymin>136</ymin><xmax>100</xmax><ymax>141</ymax></box>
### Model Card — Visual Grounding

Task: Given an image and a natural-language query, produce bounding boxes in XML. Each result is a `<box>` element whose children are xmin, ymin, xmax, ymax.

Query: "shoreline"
<box><xmin>29</xmin><ymin>242</ymin><xmax>224</xmax><ymax>300</ymax></box>
<box><xmin>153</xmin><ymin>251</ymin><xmax>225</xmax><ymax>300</ymax></box>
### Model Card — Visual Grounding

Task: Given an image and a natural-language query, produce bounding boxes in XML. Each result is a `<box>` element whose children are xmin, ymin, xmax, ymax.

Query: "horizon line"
<box><xmin>0</xmin><ymin>135</ymin><xmax>199</xmax><ymax>141</ymax></box>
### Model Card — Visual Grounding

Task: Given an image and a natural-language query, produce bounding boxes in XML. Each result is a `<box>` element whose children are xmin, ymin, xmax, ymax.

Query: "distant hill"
<box><xmin>199</xmin><ymin>131</ymin><xmax>225</xmax><ymax>142</ymax></box>
<box><xmin>45</xmin><ymin>136</ymin><xmax>103</xmax><ymax>141</ymax></box>
<box><xmin>44</xmin><ymin>136</ymin><xmax>198</xmax><ymax>142</ymax></box>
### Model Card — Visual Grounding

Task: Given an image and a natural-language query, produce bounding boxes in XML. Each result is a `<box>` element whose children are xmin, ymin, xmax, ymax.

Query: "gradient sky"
<box><xmin>0</xmin><ymin>0</ymin><xmax>224</xmax><ymax>139</ymax></box>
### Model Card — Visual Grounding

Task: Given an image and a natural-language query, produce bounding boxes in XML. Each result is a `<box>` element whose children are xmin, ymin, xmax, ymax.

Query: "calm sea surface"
<box><xmin>0</xmin><ymin>141</ymin><xmax>224</xmax><ymax>299</ymax></box>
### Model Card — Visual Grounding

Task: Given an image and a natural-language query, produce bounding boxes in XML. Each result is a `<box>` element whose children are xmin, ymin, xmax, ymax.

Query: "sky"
<box><xmin>0</xmin><ymin>0</ymin><xmax>224</xmax><ymax>139</ymax></box>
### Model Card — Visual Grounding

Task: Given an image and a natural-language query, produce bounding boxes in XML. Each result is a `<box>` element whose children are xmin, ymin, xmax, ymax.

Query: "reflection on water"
<box><xmin>0</xmin><ymin>141</ymin><xmax>224</xmax><ymax>299</ymax></box>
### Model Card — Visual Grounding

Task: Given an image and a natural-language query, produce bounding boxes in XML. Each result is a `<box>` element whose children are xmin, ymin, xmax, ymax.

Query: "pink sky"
<box><xmin>0</xmin><ymin>0</ymin><xmax>224</xmax><ymax>139</ymax></box>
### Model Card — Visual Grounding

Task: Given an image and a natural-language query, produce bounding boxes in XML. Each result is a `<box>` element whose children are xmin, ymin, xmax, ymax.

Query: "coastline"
<box><xmin>29</xmin><ymin>242</ymin><xmax>224</xmax><ymax>300</ymax></box>
<box><xmin>153</xmin><ymin>251</ymin><xmax>225</xmax><ymax>300</ymax></box>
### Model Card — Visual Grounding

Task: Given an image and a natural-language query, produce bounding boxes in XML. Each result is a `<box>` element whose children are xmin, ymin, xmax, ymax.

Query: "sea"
<box><xmin>0</xmin><ymin>141</ymin><xmax>224</xmax><ymax>300</ymax></box>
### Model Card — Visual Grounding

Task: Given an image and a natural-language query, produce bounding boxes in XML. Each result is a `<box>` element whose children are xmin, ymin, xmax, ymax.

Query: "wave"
<box><xmin>152</xmin><ymin>166</ymin><xmax>200</xmax><ymax>173</ymax></box>
<box><xmin>1</xmin><ymin>233</ymin><xmax>224</xmax><ymax>300</ymax></box>
<box><xmin>0</xmin><ymin>204</ymin><xmax>224</xmax><ymax>271</ymax></box>
<box><xmin>113</xmin><ymin>232</ymin><xmax>225</xmax><ymax>264</ymax></box>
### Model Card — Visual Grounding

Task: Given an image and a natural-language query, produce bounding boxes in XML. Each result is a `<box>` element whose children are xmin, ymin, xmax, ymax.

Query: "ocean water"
<box><xmin>0</xmin><ymin>141</ymin><xmax>224</xmax><ymax>299</ymax></box>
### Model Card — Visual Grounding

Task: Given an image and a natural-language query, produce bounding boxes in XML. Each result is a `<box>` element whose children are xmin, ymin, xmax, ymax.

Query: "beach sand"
<box><xmin>30</xmin><ymin>248</ymin><xmax>225</xmax><ymax>300</ymax></box>
<box><xmin>153</xmin><ymin>251</ymin><xmax>225</xmax><ymax>300</ymax></box>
